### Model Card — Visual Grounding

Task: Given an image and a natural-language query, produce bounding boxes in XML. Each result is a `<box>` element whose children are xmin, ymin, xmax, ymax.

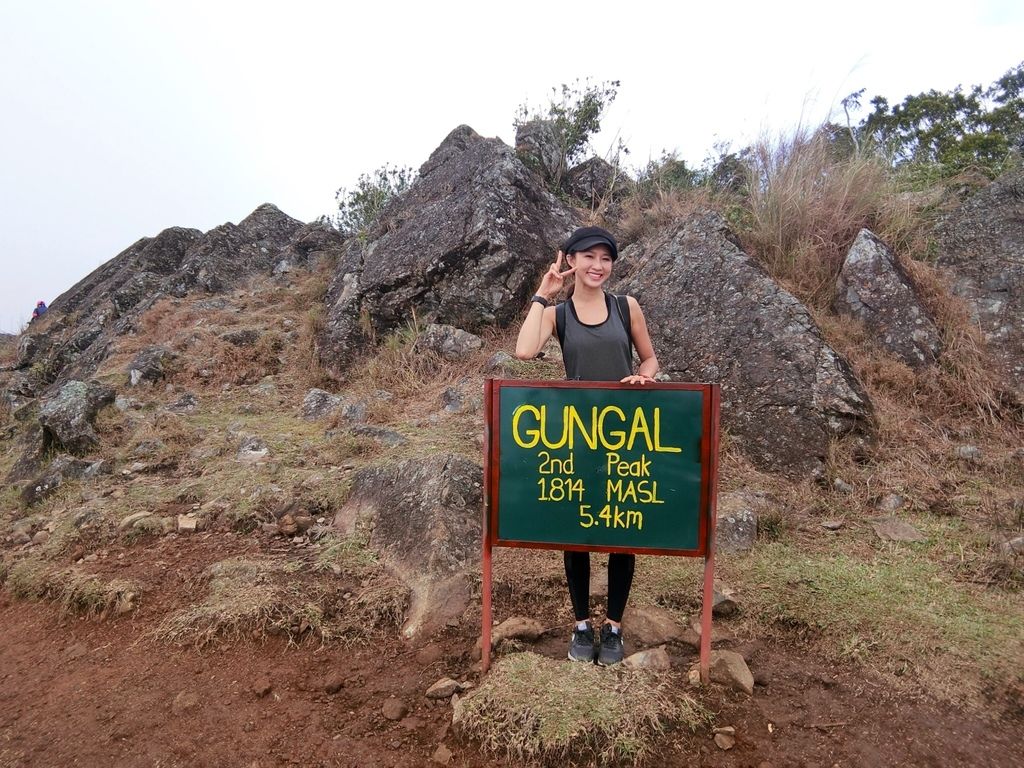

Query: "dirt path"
<box><xmin>1</xmin><ymin>593</ymin><xmax>1020</xmax><ymax>768</ymax></box>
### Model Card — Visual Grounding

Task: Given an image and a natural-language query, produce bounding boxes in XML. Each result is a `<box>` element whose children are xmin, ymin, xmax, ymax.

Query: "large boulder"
<box><xmin>318</xmin><ymin>125</ymin><xmax>577</xmax><ymax>370</ymax></box>
<box><xmin>38</xmin><ymin>379</ymin><xmax>115</xmax><ymax>453</ymax></box>
<box><xmin>514</xmin><ymin>119</ymin><xmax>564</xmax><ymax>186</ymax></box>
<box><xmin>833</xmin><ymin>229</ymin><xmax>941</xmax><ymax>367</ymax></box>
<box><xmin>332</xmin><ymin>454</ymin><xmax>482</xmax><ymax>638</ymax></box>
<box><xmin>563</xmin><ymin>156</ymin><xmax>624</xmax><ymax>207</ymax></box>
<box><xmin>935</xmin><ymin>168</ymin><xmax>1024</xmax><ymax>394</ymax></box>
<box><xmin>613</xmin><ymin>213</ymin><xmax>872</xmax><ymax>474</ymax></box>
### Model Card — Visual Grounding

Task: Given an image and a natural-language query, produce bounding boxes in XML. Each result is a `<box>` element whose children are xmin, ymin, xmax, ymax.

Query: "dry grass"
<box><xmin>739</xmin><ymin>126</ymin><xmax>921</xmax><ymax>308</ymax></box>
<box><xmin>152</xmin><ymin>557</ymin><xmax>334</xmax><ymax>647</ymax></box>
<box><xmin>455</xmin><ymin>652</ymin><xmax>709</xmax><ymax>766</ymax></box>
<box><xmin>6</xmin><ymin>557</ymin><xmax>140</xmax><ymax>617</ymax></box>
<box><xmin>616</xmin><ymin>186</ymin><xmax>727</xmax><ymax>248</ymax></box>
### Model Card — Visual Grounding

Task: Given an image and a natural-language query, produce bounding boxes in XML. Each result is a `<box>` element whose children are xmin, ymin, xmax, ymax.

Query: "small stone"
<box><xmin>415</xmin><ymin>644</ymin><xmax>444</xmax><ymax>666</ymax></box>
<box><xmin>382</xmin><ymin>698</ymin><xmax>408</xmax><ymax>721</ymax></box>
<box><xmin>490</xmin><ymin>616</ymin><xmax>545</xmax><ymax>645</ymax></box>
<box><xmin>119</xmin><ymin>511</ymin><xmax>154</xmax><ymax>530</ymax></box>
<box><xmin>324</xmin><ymin>677</ymin><xmax>345</xmax><ymax>695</ymax></box>
<box><xmin>707</xmin><ymin>650</ymin><xmax>754</xmax><ymax>695</ymax></box>
<box><xmin>687</xmin><ymin>668</ymin><xmax>702</xmax><ymax>687</ymax></box>
<box><xmin>177</xmin><ymin>514</ymin><xmax>199</xmax><ymax>533</ymax></box>
<box><xmin>955</xmin><ymin>445</ymin><xmax>982</xmax><ymax>463</ymax></box>
<box><xmin>871</xmin><ymin>517</ymin><xmax>926</xmax><ymax>542</ymax></box>
<box><xmin>714</xmin><ymin>730</ymin><xmax>736</xmax><ymax>750</ymax></box>
<box><xmin>832</xmin><ymin>478</ymin><xmax>854</xmax><ymax>494</ymax></box>
<box><xmin>31</xmin><ymin>530</ymin><xmax>50</xmax><ymax>546</ymax></box>
<box><xmin>253</xmin><ymin>679</ymin><xmax>272</xmax><ymax>698</ymax></box>
<box><xmin>820</xmin><ymin>520</ymin><xmax>843</xmax><ymax>531</ymax></box>
<box><xmin>425</xmin><ymin>678</ymin><xmax>460</xmax><ymax>700</ymax></box>
<box><xmin>624</xmin><ymin>605</ymin><xmax>684</xmax><ymax>646</ymax></box>
<box><xmin>998</xmin><ymin>535</ymin><xmax>1024</xmax><ymax>555</ymax></box>
<box><xmin>622</xmin><ymin>646</ymin><xmax>671</xmax><ymax>670</ymax></box>
<box><xmin>712</xmin><ymin>587</ymin><xmax>738</xmax><ymax>618</ymax></box>
<box><xmin>431</xmin><ymin>744</ymin><xmax>453</xmax><ymax>765</ymax></box>
<box><xmin>876</xmin><ymin>493</ymin><xmax>905</xmax><ymax>512</ymax></box>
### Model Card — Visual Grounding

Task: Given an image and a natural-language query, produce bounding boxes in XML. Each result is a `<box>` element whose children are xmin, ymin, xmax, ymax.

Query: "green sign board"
<box><xmin>484</xmin><ymin>380</ymin><xmax>719</xmax><ymax>556</ymax></box>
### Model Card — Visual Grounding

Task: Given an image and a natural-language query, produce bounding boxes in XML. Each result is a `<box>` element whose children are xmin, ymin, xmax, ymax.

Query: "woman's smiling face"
<box><xmin>568</xmin><ymin>245</ymin><xmax>614</xmax><ymax>288</ymax></box>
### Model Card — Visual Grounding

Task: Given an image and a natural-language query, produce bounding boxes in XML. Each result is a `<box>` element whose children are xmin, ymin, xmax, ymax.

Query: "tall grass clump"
<box><xmin>740</xmin><ymin>125</ymin><xmax>913</xmax><ymax>307</ymax></box>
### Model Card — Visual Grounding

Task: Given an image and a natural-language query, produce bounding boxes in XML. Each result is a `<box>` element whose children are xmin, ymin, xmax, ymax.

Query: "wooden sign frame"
<box><xmin>481</xmin><ymin>379</ymin><xmax>722</xmax><ymax>680</ymax></box>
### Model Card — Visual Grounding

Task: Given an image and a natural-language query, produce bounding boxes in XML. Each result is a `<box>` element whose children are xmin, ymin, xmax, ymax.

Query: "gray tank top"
<box><xmin>560</xmin><ymin>293</ymin><xmax>633</xmax><ymax>381</ymax></box>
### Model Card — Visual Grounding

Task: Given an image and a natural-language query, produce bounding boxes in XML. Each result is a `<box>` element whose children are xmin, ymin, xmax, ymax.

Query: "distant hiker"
<box><xmin>514</xmin><ymin>226</ymin><xmax>660</xmax><ymax>666</ymax></box>
<box><xmin>31</xmin><ymin>300</ymin><xmax>48</xmax><ymax>321</ymax></box>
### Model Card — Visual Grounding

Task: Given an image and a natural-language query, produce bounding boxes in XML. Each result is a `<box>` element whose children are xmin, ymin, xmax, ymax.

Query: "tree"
<box><xmin>514</xmin><ymin>79</ymin><xmax>622</xmax><ymax>191</ymax></box>
<box><xmin>853</xmin><ymin>61</ymin><xmax>1023</xmax><ymax>176</ymax></box>
<box><xmin>334</xmin><ymin>164</ymin><xmax>416</xmax><ymax>237</ymax></box>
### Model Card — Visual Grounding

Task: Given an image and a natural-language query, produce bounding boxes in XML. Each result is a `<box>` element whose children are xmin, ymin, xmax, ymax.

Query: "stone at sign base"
<box><xmin>707</xmin><ymin>650</ymin><xmax>754</xmax><ymax>695</ymax></box>
<box><xmin>622</xmin><ymin>646</ymin><xmax>671</xmax><ymax>670</ymax></box>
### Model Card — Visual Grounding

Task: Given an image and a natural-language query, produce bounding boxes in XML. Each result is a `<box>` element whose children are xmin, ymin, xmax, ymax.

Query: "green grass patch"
<box><xmin>733</xmin><ymin>541</ymin><xmax>1024</xmax><ymax>683</ymax></box>
<box><xmin>455</xmin><ymin>652</ymin><xmax>709</xmax><ymax>766</ymax></box>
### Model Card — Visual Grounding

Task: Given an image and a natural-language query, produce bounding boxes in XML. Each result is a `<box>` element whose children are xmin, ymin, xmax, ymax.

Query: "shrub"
<box><xmin>334</xmin><ymin>164</ymin><xmax>415</xmax><ymax>238</ymax></box>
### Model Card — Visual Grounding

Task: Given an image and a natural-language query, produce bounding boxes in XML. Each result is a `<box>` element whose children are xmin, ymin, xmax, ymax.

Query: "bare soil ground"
<box><xmin>1</xmin><ymin>537</ymin><xmax>1021</xmax><ymax>768</ymax></box>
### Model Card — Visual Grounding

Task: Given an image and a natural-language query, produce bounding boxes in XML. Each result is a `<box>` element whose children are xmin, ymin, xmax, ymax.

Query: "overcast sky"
<box><xmin>1</xmin><ymin>0</ymin><xmax>1021</xmax><ymax>333</ymax></box>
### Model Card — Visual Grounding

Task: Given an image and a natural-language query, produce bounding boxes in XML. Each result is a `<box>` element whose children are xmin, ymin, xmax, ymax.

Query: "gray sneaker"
<box><xmin>568</xmin><ymin>623</ymin><xmax>596</xmax><ymax>662</ymax></box>
<box><xmin>597</xmin><ymin>624</ymin><xmax>624</xmax><ymax>666</ymax></box>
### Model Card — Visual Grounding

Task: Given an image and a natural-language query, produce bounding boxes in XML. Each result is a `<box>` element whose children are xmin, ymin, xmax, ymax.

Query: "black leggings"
<box><xmin>564</xmin><ymin>551</ymin><xmax>636</xmax><ymax>623</ymax></box>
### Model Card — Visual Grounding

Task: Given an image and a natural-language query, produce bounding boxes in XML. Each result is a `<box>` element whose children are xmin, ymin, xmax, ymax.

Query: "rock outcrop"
<box><xmin>318</xmin><ymin>125</ymin><xmax>577</xmax><ymax>371</ymax></box>
<box><xmin>38</xmin><ymin>379</ymin><xmax>115</xmax><ymax>454</ymax></box>
<box><xmin>332</xmin><ymin>453</ymin><xmax>482</xmax><ymax>638</ymax></box>
<box><xmin>833</xmin><ymin>229</ymin><xmax>941</xmax><ymax>367</ymax></box>
<box><xmin>935</xmin><ymin>168</ymin><xmax>1024</xmax><ymax>393</ymax></box>
<box><xmin>9</xmin><ymin>205</ymin><xmax>334</xmax><ymax>394</ymax></box>
<box><xmin>613</xmin><ymin>213</ymin><xmax>872</xmax><ymax>474</ymax></box>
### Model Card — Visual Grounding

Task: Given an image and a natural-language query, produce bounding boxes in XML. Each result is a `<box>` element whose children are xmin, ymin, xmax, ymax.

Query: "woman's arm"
<box><xmin>514</xmin><ymin>250</ymin><xmax>575</xmax><ymax>360</ymax></box>
<box><xmin>514</xmin><ymin>302</ymin><xmax>557</xmax><ymax>359</ymax></box>
<box><xmin>621</xmin><ymin>295</ymin><xmax>659</xmax><ymax>383</ymax></box>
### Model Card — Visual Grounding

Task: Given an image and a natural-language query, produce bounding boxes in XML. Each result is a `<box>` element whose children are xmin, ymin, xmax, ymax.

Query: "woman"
<box><xmin>514</xmin><ymin>225</ymin><xmax>659</xmax><ymax>665</ymax></box>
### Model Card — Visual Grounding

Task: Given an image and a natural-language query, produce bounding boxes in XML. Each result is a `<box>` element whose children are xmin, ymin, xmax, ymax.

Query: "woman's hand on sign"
<box><xmin>537</xmin><ymin>250</ymin><xmax>576</xmax><ymax>300</ymax></box>
<box><xmin>620</xmin><ymin>374</ymin><xmax>656</xmax><ymax>385</ymax></box>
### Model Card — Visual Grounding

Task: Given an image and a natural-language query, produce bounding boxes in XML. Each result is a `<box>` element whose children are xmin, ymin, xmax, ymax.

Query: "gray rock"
<box><xmin>563</xmin><ymin>156</ymin><xmax>625</xmax><ymax>207</ymax></box>
<box><xmin>712</xmin><ymin>587</ymin><xmax>739</xmax><ymax>618</ymax></box>
<box><xmin>876</xmin><ymin>493</ymin><xmax>905</xmax><ymax>513</ymax></box>
<box><xmin>221</xmin><ymin>328</ymin><xmax>261</xmax><ymax>347</ymax></box>
<box><xmin>236</xmin><ymin>435</ymin><xmax>269</xmax><ymax>462</ymax></box>
<box><xmin>128</xmin><ymin>345</ymin><xmax>177</xmax><ymax>386</ymax></box>
<box><xmin>613</xmin><ymin>213</ymin><xmax>871</xmax><ymax>474</ymax></box>
<box><xmin>167</xmin><ymin>392</ymin><xmax>199</xmax><ymax>412</ymax></box>
<box><xmin>318</xmin><ymin>125</ymin><xmax>577</xmax><ymax>371</ymax></box>
<box><xmin>833</xmin><ymin>229</ymin><xmax>941</xmax><ymax>367</ymax></box>
<box><xmin>715</xmin><ymin>491</ymin><xmax>764</xmax><ymax>552</ymax></box>
<box><xmin>38</xmin><ymin>379</ymin><xmax>115</xmax><ymax>453</ymax></box>
<box><xmin>20</xmin><ymin>454</ymin><xmax>104</xmax><ymax>505</ymax></box>
<box><xmin>935</xmin><ymin>167</ymin><xmax>1024</xmax><ymax>394</ymax></box>
<box><xmin>351</xmin><ymin>424</ymin><xmax>407</xmax><ymax>447</ymax></box>
<box><xmin>832</xmin><ymin>478</ymin><xmax>855</xmax><ymax>494</ymax></box>
<box><xmin>955</xmin><ymin>445</ymin><xmax>982</xmax><ymax>463</ymax></box>
<box><xmin>515</xmin><ymin>118</ymin><xmax>564</xmax><ymax>185</ymax></box>
<box><xmin>31</xmin><ymin>530</ymin><xmax>50</xmax><ymax>546</ymax></box>
<box><xmin>998</xmin><ymin>535</ymin><xmax>1024</xmax><ymax>555</ymax></box>
<box><xmin>119</xmin><ymin>511</ymin><xmax>155</xmax><ymax>530</ymax></box>
<box><xmin>333</xmin><ymin>454</ymin><xmax>482</xmax><ymax>637</ymax></box>
<box><xmin>820</xmin><ymin>520</ymin><xmax>844</xmax><ymax>531</ymax></box>
<box><xmin>300</xmin><ymin>388</ymin><xmax>366</xmax><ymax>422</ymax></box>
<box><xmin>425</xmin><ymin>677</ymin><xmax>460</xmax><ymax>700</ymax></box>
<box><xmin>484</xmin><ymin>351</ymin><xmax>516</xmax><ymax>376</ymax></box>
<box><xmin>414</xmin><ymin>324</ymin><xmax>483</xmax><ymax>362</ymax></box>
<box><xmin>440</xmin><ymin>378</ymin><xmax>480</xmax><ymax>414</ymax></box>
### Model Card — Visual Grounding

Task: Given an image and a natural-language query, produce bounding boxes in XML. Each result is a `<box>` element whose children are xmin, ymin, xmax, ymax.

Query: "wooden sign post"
<box><xmin>482</xmin><ymin>380</ymin><xmax>721</xmax><ymax>680</ymax></box>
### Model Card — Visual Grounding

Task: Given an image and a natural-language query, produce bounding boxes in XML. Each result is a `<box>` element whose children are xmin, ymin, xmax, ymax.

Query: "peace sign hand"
<box><xmin>537</xmin><ymin>250</ymin><xmax>576</xmax><ymax>300</ymax></box>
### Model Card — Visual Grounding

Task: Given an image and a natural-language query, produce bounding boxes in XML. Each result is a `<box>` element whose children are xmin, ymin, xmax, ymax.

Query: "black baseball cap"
<box><xmin>562</xmin><ymin>226</ymin><xmax>618</xmax><ymax>261</ymax></box>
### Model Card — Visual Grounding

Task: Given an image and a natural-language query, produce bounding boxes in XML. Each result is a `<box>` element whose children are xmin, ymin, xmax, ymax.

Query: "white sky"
<box><xmin>1</xmin><ymin>0</ymin><xmax>1021</xmax><ymax>332</ymax></box>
